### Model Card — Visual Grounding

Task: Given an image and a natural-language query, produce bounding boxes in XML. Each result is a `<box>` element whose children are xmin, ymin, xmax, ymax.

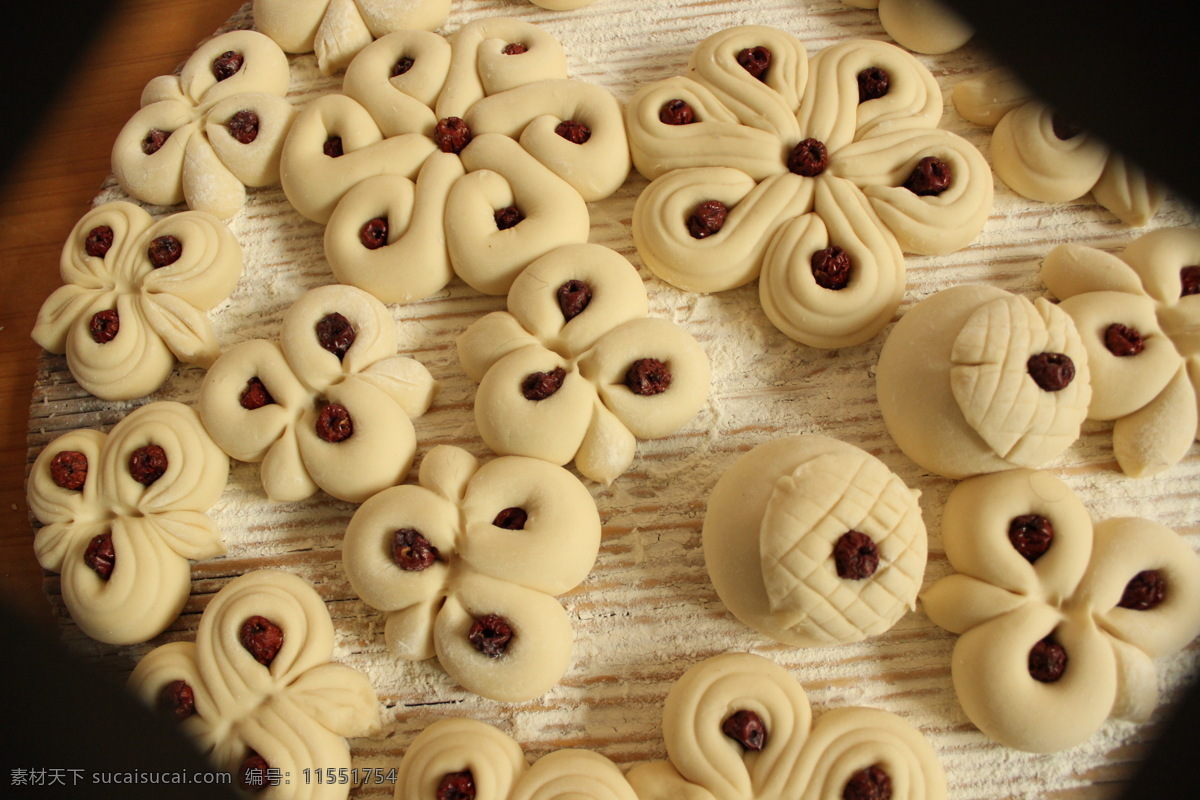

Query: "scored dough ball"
<box><xmin>703</xmin><ymin>435</ymin><xmax>926</xmax><ymax>647</ymax></box>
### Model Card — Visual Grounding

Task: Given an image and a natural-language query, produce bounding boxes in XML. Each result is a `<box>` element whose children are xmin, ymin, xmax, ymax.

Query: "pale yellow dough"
<box><xmin>844</xmin><ymin>0</ymin><xmax>974</xmax><ymax>54</ymax></box>
<box><xmin>876</xmin><ymin>285</ymin><xmax>1092</xmax><ymax>479</ymax></box>
<box><xmin>703</xmin><ymin>436</ymin><xmax>926</xmax><ymax>647</ymax></box>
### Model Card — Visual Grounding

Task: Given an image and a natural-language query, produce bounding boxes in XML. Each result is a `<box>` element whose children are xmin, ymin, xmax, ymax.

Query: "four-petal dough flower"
<box><xmin>199</xmin><ymin>284</ymin><xmax>438</xmax><ymax>503</ymax></box>
<box><xmin>626</xmin><ymin>653</ymin><xmax>947</xmax><ymax>800</ymax></box>
<box><xmin>342</xmin><ymin>445</ymin><xmax>601</xmax><ymax>702</ymax></box>
<box><xmin>32</xmin><ymin>201</ymin><xmax>242</xmax><ymax>400</ymax></box>
<box><xmin>842</xmin><ymin>0</ymin><xmax>974</xmax><ymax>54</ymax></box>
<box><xmin>1040</xmin><ymin>228</ymin><xmax>1200</xmax><ymax>477</ymax></box>
<box><xmin>128</xmin><ymin>570</ymin><xmax>380</xmax><ymax>800</ymax></box>
<box><xmin>921</xmin><ymin>469</ymin><xmax>1200</xmax><ymax>752</ymax></box>
<box><xmin>627</xmin><ymin>27</ymin><xmax>992</xmax><ymax>348</ymax></box>
<box><xmin>111</xmin><ymin>30</ymin><xmax>295</xmax><ymax>220</ymax></box>
<box><xmin>27</xmin><ymin>402</ymin><xmax>229</xmax><ymax>645</ymax></box>
<box><xmin>953</xmin><ymin>67</ymin><xmax>1165</xmax><ymax>225</ymax></box>
<box><xmin>456</xmin><ymin>244</ymin><xmax>711</xmax><ymax>484</ymax></box>
<box><xmin>254</xmin><ymin>0</ymin><xmax>450</xmax><ymax>75</ymax></box>
<box><xmin>284</xmin><ymin>18</ymin><xmax>630</xmax><ymax>299</ymax></box>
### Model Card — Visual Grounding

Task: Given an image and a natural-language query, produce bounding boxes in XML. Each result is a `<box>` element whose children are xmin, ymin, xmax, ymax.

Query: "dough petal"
<box><xmin>393</xmin><ymin>718</ymin><xmax>527</xmax><ymax>800</ymax></box>
<box><xmin>990</xmin><ymin>101</ymin><xmax>1108</xmax><ymax>204</ymax></box>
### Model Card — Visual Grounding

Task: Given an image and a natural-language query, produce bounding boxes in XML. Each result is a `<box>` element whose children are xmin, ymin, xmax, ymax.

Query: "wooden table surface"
<box><xmin>0</xmin><ymin>0</ymin><xmax>245</xmax><ymax>632</ymax></box>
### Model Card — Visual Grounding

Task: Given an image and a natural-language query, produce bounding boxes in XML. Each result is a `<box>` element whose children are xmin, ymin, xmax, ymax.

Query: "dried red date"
<box><xmin>89</xmin><ymin>309</ymin><xmax>120</xmax><ymax>344</ymax></box>
<box><xmin>237</xmin><ymin>752</ymin><xmax>275</xmax><ymax>792</ymax></box>
<box><xmin>1118</xmin><ymin>570</ymin><xmax>1167</xmax><ymax>611</ymax></box>
<box><xmin>437</xmin><ymin>771</ymin><xmax>475</xmax><ymax>800</ymax></box>
<box><xmin>50</xmin><ymin>450</ymin><xmax>89</xmax><ymax>491</ymax></box>
<box><xmin>435</xmin><ymin>117</ymin><xmax>473</xmax><ymax>154</ymax></box>
<box><xmin>392</xmin><ymin>56</ymin><xmax>415</xmax><ymax>77</ymax></box>
<box><xmin>212</xmin><ymin>50</ymin><xmax>244</xmax><ymax>81</ymax></box>
<box><xmin>1008</xmin><ymin>514</ymin><xmax>1054</xmax><ymax>563</ymax></box>
<box><xmin>625</xmin><ymin>358</ymin><xmax>671</xmax><ymax>396</ymax></box>
<box><xmin>659</xmin><ymin>99</ymin><xmax>696</xmax><ymax>125</ymax></box>
<box><xmin>737</xmin><ymin>46</ymin><xmax>771</xmax><ymax>80</ymax></box>
<box><xmin>843</xmin><ymin>766</ymin><xmax>892</xmax><ymax>800</ymax></box>
<box><xmin>688</xmin><ymin>200</ymin><xmax>728</xmax><ymax>239</ymax></box>
<box><xmin>494</xmin><ymin>206</ymin><xmax>524</xmax><ymax>230</ymax></box>
<box><xmin>84</xmin><ymin>533</ymin><xmax>116</xmax><ymax>580</ymax></box>
<box><xmin>392</xmin><ymin>528</ymin><xmax>440</xmax><ymax>571</ymax></box>
<box><xmin>502</xmin><ymin>43</ymin><xmax>527</xmax><ymax>55</ymax></box>
<box><xmin>316</xmin><ymin>312</ymin><xmax>356</xmax><ymax>360</ymax></box>
<box><xmin>142</xmin><ymin>129</ymin><xmax>170</xmax><ymax>155</ymax></box>
<box><xmin>834</xmin><ymin>530</ymin><xmax>879</xmax><ymax>580</ymax></box>
<box><xmin>1104</xmin><ymin>323</ymin><xmax>1145</xmax><ymax>357</ymax></box>
<box><xmin>84</xmin><ymin>226</ymin><xmax>114</xmax><ymax>258</ymax></box>
<box><xmin>557</xmin><ymin>279</ymin><xmax>592</xmax><ymax>321</ymax></box>
<box><xmin>788</xmin><ymin>138</ymin><xmax>828</xmax><ymax>177</ymax></box>
<box><xmin>904</xmin><ymin>156</ymin><xmax>952</xmax><ymax>196</ymax></box>
<box><xmin>521</xmin><ymin>366</ymin><xmax>566</xmax><ymax>400</ymax></box>
<box><xmin>360</xmin><ymin>217</ymin><xmax>389</xmax><ymax>250</ymax></box>
<box><xmin>158</xmin><ymin>679</ymin><xmax>197</xmax><ymax>722</ymax></box>
<box><xmin>315</xmin><ymin>404</ymin><xmax>354</xmax><ymax>443</ymax></box>
<box><xmin>129</xmin><ymin>444</ymin><xmax>168</xmax><ymax>486</ymax></box>
<box><xmin>468</xmin><ymin>614</ymin><xmax>514</xmax><ymax>657</ymax></box>
<box><xmin>324</xmin><ymin>136</ymin><xmax>344</xmax><ymax>158</ymax></box>
<box><xmin>240</xmin><ymin>615</ymin><xmax>284</xmax><ymax>666</ymax></box>
<box><xmin>1027</xmin><ymin>353</ymin><xmax>1076</xmax><ymax>391</ymax></box>
<box><xmin>148</xmin><ymin>235</ymin><xmax>183</xmax><ymax>268</ymax></box>
<box><xmin>857</xmin><ymin>67</ymin><xmax>890</xmax><ymax>103</ymax></box>
<box><xmin>1028</xmin><ymin>635</ymin><xmax>1068</xmax><ymax>682</ymax></box>
<box><xmin>239</xmin><ymin>377</ymin><xmax>275</xmax><ymax>410</ymax></box>
<box><xmin>811</xmin><ymin>245</ymin><xmax>852</xmax><ymax>290</ymax></box>
<box><xmin>555</xmin><ymin>120</ymin><xmax>592</xmax><ymax>144</ymax></box>
<box><xmin>1181</xmin><ymin>265</ymin><xmax>1200</xmax><ymax>297</ymax></box>
<box><xmin>492</xmin><ymin>507</ymin><xmax>528</xmax><ymax>530</ymax></box>
<box><xmin>227</xmin><ymin>109</ymin><xmax>260</xmax><ymax>144</ymax></box>
<box><xmin>1051</xmin><ymin>112</ymin><xmax>1082</xmax><ymax>141</ymax></box>
<box><xmin>721</xmin><ymin>709</ymin><xmax>767</xmax><ymax>751</ymax></box>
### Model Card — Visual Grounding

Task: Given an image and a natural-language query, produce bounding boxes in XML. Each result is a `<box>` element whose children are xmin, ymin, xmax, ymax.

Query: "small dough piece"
<box><xmin>703</xmin><ymin>436</ymin><xmax>926</xmax><ymax>647</ymax></box>
<box><xmin>27</xmin><ymin>402</ymin><xmax>228</xmax><ymax>645</ymax></box>
<box><xmin>876</xmin><ymin>285</ymin><xmax>1091</xmax><ymax>479</ymax></box>
<box><xmin>128</xmin><ymin>570</ymin><xmax>380</xmax><ymax>794</ymax></box>
<box><xmin>921</xmin><ymin>469</ymin><xmax>1200</xmax><ymax>752</ymax></box>
<box><xmin>626</xmin><ymin>653</ymin><xmax>946</xmax><ymax>800</ymax></box>
<box><xmin>342</xmin><ymin>445</ymin><xmax>601</xmax><ymax>701</ymax></box>
<box><xmin>868</xmin><ymin>0</ymin><xmax>974</xmax><ymax>55</ymax></box>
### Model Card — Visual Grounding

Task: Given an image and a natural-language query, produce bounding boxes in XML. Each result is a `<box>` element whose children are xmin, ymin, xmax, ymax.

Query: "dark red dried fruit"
<box><xmin>1181</xmin><ymin>265</ymin><xmax>1200</xmax><ymax>297</ymax></box>
<box><xmin>843</xmin><ymin>765</ymin><xmax>892</xmax><ymax>800</ymax></box>
<box><xmin>227</xmin><ymin>109</ymin><xmax>260</xmax><ymax>144</ymax></box>
<box><xmin>492</xmin><ymin>507</ymin><xmax>528</xmax><ymax>530</ymax></box>
<box><xmin>555</xmin><ymin>120</ymin><xmax>592</xmax><ymax>144</ymax></box>
<box><xmin>833</xmin><ymin>530</ymin><xmax>879</xmax><ymax>580</ymax></box>
<box><xmin>85</xmin><ymin>226</ymin><xmax>115</xmax><ymax>258</ymax></box>
<box><xmin>659</xmin><ymin>99</ymin><xmax>696</xmax><ymax>125</ymax></box>
<box><xmin>721</xmin><ymin>709</ymin><xmax>767</xmax><ymax>751</ymax></box>
<box><xmin>435</xmin><ymin>116</ymin><xmax>473</xmax><ymax>154</ymax></box>
<box><xmin>437</xmin><ymin>771</ymin><xmax>476</xmax><ymax>800</ymax></box>
<box><xmin>1118</xmin><ymin>570</ymin><xmax>1167</xmax><ymax>610</ymax></box>
<box><xmin>468</xmin><ymin>613</ymin><xmax>514</xmax><ymax>657</ymax></box>
<box><xmin>212</xmin><ymin>50</ymin><xmax>244</xmax><ymax>81</ymax></box>
<box><xmin>142</xmin><ymin>129</ymin><xmax>170</xmax><ymax>155</ymax></box>
<box><xmin>494</xmin><ymin>206</ymin><xmax>524</xmax><ymax>230</ymax></box>
<box><xmin>84</xmin><ymin>533</ymin><xmax>116</xmax><ymax>580</ymax></box>
<box><xmin>49</xmin><ymin>450</ymin><xmax>88</xmax><ymax>491</ymax></box>
<box><xmin>89</xmin><ymin>309</ymin><xmax>120</xmax><ymax>344</ymax></box>
<box><xmin>688</xmin><ymin>199</ymin><xmax>728</xmax><ymax>239</ymax></box>
<box><xmin>1104</xmin><ymin>323</ymin><xmax>1145</xmax><ymax>357</ymax></box>
<box><xmin>1029</xmin><ymin>634</ymin><xmax>1068</xmax><ymax>682</ymax></box>
<box><xmin>239</xmin><ymin>377</ymin><xmax>275</xmax><ymax>410</ymax></box>
<box><xmin>240</xmin><ymin>615</ymin><xmax>284</xmax><ymax>666</ymax></box>
<box><xmin>324</xmin><ymin>136</ymin><xmax>344</xmax><ymax>158</ymax></box>
<box><xmin>315</xmin><ymin>404</ymin><xmax>354</xmax><ymax>443</ymax></box>
<box><xmin>392</xmin><ymin>56</ymin><xmax>415</xmax><ymax>77</ymax></box>
<box><xmin>157</xmin><ymin>679</ymin><xmax>197</xmax><ymax>722</ymax></box>
<box><xmin>1027</xmin><ymin>353</ymin><xmax>1076</xmax><ymax>391</ymax></box>
<box><xmin>904</xmin><ymin>156</ymin><xmax>952</xmax><ymax>196</ymax></box>
<box><xmin>737</xmin><ymin>46</ymin><xmax>771</xmax><ymax>80</ymax></box>
<box><xmin>625</xmin><ymin>358</ymin><xmax>672</xmax><ymax>396</ymax></box>
<box><xmin>128</xmin><ymin>444</ymin><xmax>168</xmax><ymax>486</ymax></box>
<box><xmin>1051</xmin><ymin>112</ymin><xmax>1082</xmax><ymax>141</ymax></box>
<box><xmin>788</xmin><ymin>138</ymin><xmax>829</xmax><ymax>177</ymax></box>
<box><xmin>557</xmin><ymin>279</ymin><xmax>592</xmax><ymax>321</ymax></box>
<box><xmin>392</xmin><ymin>528</ymin><xmax>440</xmax><ymax>571</ymax></box>
<box><xmin>811</xmin><ymin>245</ymin><xmax>852</xmax><ymax>290</ymax></box>
<box><xmin>522</xmin><ymin>366</ymin><xmax>567</xmax><ymax>400</ymax></box>
<box><xmin>1008</xmin><ymin>514</ymin><xmax>1054</xmax><ymax>563</ymax></box>
<box><xmin>360</xmin><ymin>217</ymin><xmax>389</xmax><ymax>250</ymax></box>
<box><xmin>237</xmin><ymin>752</ymin><xmax>274</xmax><ymax>792</ymax></box>
<box><xmin>502</xmin><ymin>43</ymin><xmax>527</xmax><ymax>55</ymax></box>
<box><xmin>316</xmin><ymin>312</ymin><xmax>356</xmax><ymax>360</ymax></box>
<box><xmin>148</xmin><ymin>235</ymin><xmax>183</xmax><ymax>268</ymax></box>
<box><xmin>857</xmin><ymin>67</ymin><xmax>890</xmax><ymax>103</ymax></box>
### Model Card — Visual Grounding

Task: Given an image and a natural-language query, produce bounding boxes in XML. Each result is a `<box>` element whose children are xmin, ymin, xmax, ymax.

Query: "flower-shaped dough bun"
<box><xmin>285</xmin><ymin>18</ymin><xmax>630</xmax><ymax>298</ymax></box>
<box><xmin>199</xmin><ymin>284</ymin><xmax>438</xmax><ymax>503</ymax></box>
<box><xmin>626</xmin><ymin>27</ymin><xmax>992</xmax><ymax>348</ymax></box>
<box><xmin>876</xmin><ymin>284</ymin><xmax>1092</xmax><ymax>479</ymax></box>
<box><xmin>111</xmin><ymin>30</ymin><xmax>294</xmax><ymax>219</ymax></box>
<box><xmin>342</xmin><ymin>445</ymin><xmax>601</xmax><ymax>701</ymax></box>
<box><xmin>128</xmin><ymin>570</ymin><xmax>380</xmax><ymax>798</ymax></box>
<box><xmin>953</xmin><ymin>67</ymin><xmax>1165</xmax><ymax>225</ymax></box>
<box><xmin>842</xmin><ymin>0</ymin><xmax>974</xmax><ymax>54</ymax></box>
<box><xmin>456</xmin><ymin>244</ymin><xmax>710</xmax><ymax>484</ymax></box>
<box><xmin>626</xmin><ymin>653</ymin><xmax>946</xmax><ymax>800</ymax></box>
<box><xmin>32</xmin><ymin>201</ymin><xmax>242</xmax><ymax>400</ymax></box>
<box><xmin>1040</xmin><ymin>228</ymin><xmax>1200</xmax><ymax>477</ymax></box>
<box><xmin>703</xmin><ymin>436</ymin><xmax>926</xmax><ymax>647</ymax></box>
<box><xmin>921</xmin><ymin>469</ymin><xmax>1200</xmax><ymax>752</ymax></box>
<box><xmin>253</xmin><ymin>0</ymin><xmax>451</xmax><ymax>75</ymax></box>
<box><xmin>27</xmin><ymin>402</ymin><xmax>228</xmax><ymax>644</ymax></box>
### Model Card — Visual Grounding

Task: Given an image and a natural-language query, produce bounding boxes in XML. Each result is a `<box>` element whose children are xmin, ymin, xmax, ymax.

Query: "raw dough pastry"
<box><xmin>921</xmin><ymin>469</ymin><xmax>1200</xmax><ymax>752</ymax></box>
<box><xmin>253</xmin><ymin>0</ymin><xmax>451</xmax><ymax>75</ymax></box>
<box><xmin>27</xmin><ymin>402</ymin><xmax>228</xmax><ymax>645</ymax></box>
<box><xmin>702</xmin><ymin>435</ymin><xmax>926</xmax><ymax>647</ymax></box>
<box><xmin>199</xmin><ymin>284</ymin><xmax>438</xmax><ymax>503</ymax></box>
<box><xmin>626</xmin><ymin>27</ymin><xmax>992</xmax><ymax>347</ymax></box>
<box><xmin>876</xmin><ymin>284</ymin><xmax>1092</xmax><ymax>479</ymax></box>
<box><xmin>456</xmin><ymin>244</ymin><xmax>710</xmax><ymax>484</ymax></box>
<box><xmin>341</xmin><ymin>444</ymin><xmax>601</xmax><ymax>701</ymax></box>
<box><xmin>626</xmin><ymin>652</ymin><xmax>946</xmax><ymax>800</ymax></box>
<box><xmin>843</xmin><ymin>0</ymin><xmax>974</xmax><ymax>54</ymax></box>
<box><xmin>111</xmin><ymin>30</ymin><xmax>294</xmax><ymax>219</ymax></box>
<box><xmin>128</xmin><ymin>570</ymin><xmax>380</xmax><ymax>798</ymax></box>
<box><xmin>1039</xmin><ymin>228</ymin><xmax>1200</xmax><ymax>477</ymax></box>
<box><xmin>283</xmin><ymin>19</ymin><xmax>630</xmax><ymax>298</ymax></box>
<box><xmin>32</xmin><ymin>201</ymin><xmax>242</xmax><ymax>400</ymax></box>
<box><xmin>953</xmin><ymin>67</ymin><xmax>1165</xmax><ymax>225</ymax></box>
